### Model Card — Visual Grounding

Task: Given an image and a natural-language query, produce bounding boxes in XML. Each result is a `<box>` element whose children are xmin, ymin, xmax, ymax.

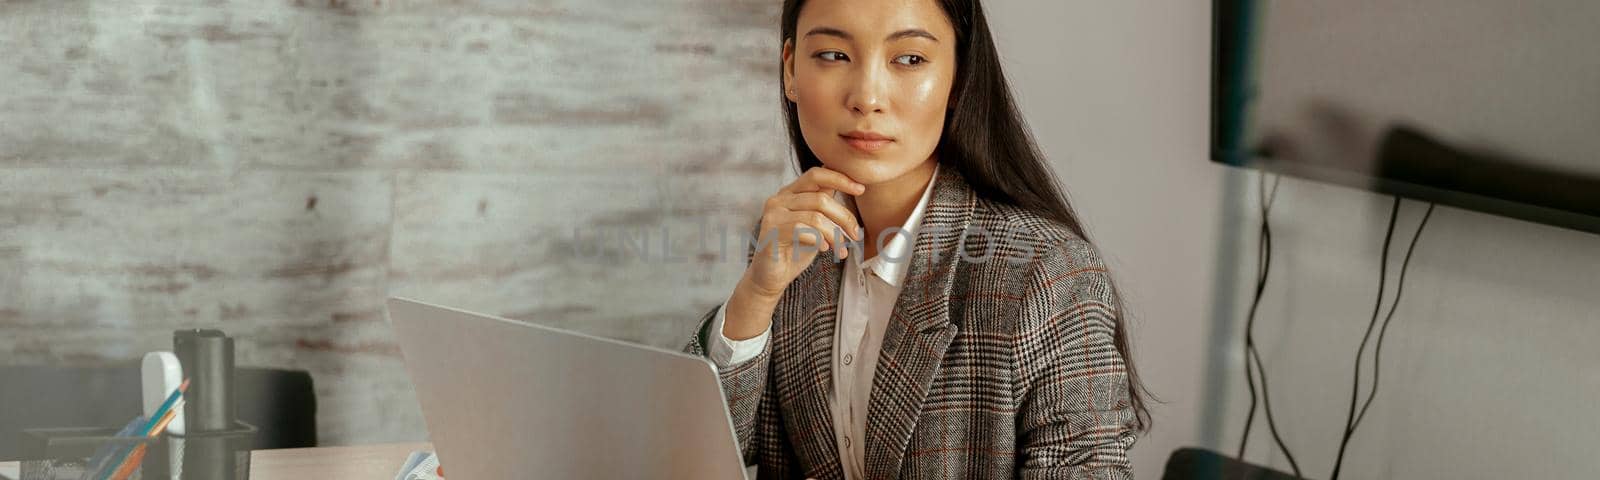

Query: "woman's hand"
<box><xmin>721</xmin><ymin>167</ymin><xmax>865</xmax><ymax>340</ymax></box>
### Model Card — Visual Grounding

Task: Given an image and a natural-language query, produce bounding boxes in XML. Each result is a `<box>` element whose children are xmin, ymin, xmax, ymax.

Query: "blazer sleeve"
<box><xmin>680</xmin><ymin>220</ymin><xmax>802</xmax><ymax>477</ymax></box>
<box><xmin>1011</xmin><ymin>243</ymin><xmax>1140</xmax><ymax>480</ymax></box>
<box><xmin>683</xmin><ymin>304</ymin><xmax>773</xmax><ymax>466</ymax></box>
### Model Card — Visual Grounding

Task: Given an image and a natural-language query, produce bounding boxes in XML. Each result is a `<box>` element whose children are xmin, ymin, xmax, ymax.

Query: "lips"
<box><xmin>840</xmin><ymin>130</ymin><xmax>894</xmax><ymax>153</ymax></box>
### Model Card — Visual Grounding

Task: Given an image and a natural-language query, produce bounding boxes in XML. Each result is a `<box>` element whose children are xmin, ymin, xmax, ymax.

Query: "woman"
<box><xmin>684</xmin><ymin>0</ymin><xmax>1149</xmax><ymax>478</ymax></box>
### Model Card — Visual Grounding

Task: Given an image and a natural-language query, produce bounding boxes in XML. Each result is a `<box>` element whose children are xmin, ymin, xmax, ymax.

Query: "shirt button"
<box><xmin>843</xmin><ymin>435</ymin><xmax>851</xmax><ymax>448</ymax></box>
<box><xmin>843</xmin><ymin>354</ymin><xmax>853</xmax><ymax>365</ymax></box>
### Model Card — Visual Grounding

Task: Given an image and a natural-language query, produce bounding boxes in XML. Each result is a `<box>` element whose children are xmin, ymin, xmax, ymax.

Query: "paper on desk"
<box><xmin>394</xmin><ymin>451</ymin><xmax>443</xmax><ymax>480</ymax></box>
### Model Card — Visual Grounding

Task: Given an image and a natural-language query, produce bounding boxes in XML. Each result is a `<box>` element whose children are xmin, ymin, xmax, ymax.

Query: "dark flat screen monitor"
<box><xmin>1212</xmin><ymin>0</ymin><xmax>1600</xmax><ymax>234</ymax></box>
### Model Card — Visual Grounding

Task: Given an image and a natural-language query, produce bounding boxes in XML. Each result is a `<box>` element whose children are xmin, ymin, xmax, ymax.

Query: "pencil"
<box><xmin>106</xmin><ymin>400</ymin><xmax>183</xmax><ymax>480</ymax></box>
<box><xmin>107</xmin><ymin>446</ymin><xmax>145</xmax><ymax>480</ymax></box>
<box><xmin>140</xmin><ymin>379</ymin><xmax>189</xmax><ymax>436</ymax></box>
<box><xmin>99</xmin><ymin>380</ymin><xmax>188</xmax><ymax>480</ymax></box>
<box><xmin>148</xmin><ymin>403</ymin><xmax>180</xmax><ymax>436</ymax></box>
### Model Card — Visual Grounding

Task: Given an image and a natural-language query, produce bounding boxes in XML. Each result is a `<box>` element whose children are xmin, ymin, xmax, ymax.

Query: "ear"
<box><xmin>782</xmin><ymin>38</ymin><xmax>798</xmax><ymax>103</ymax></box>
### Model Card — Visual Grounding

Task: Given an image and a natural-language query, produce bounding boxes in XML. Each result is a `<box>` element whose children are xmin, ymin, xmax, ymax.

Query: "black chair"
<box><xmin>0</xmin><ymin>365</ymin><xmax>317</xmax><ymax>460</ymax></box>
<box><xmin>1163</xmin><ymin>447</ymin><xmax>1303</xmax><ymax>480</ymax></box>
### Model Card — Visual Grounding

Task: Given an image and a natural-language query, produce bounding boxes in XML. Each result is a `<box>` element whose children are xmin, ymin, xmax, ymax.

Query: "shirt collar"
<box><xmin>840</xmin><ymin>163</ymin><xmax>940</xmax><ymax>288</ymax></box>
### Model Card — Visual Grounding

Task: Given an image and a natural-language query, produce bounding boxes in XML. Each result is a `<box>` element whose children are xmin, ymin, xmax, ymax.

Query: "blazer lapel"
<box><xmin>864</xmin><ymin>167</ymin><xmax>975</xmax><ymax>480</ymax></box>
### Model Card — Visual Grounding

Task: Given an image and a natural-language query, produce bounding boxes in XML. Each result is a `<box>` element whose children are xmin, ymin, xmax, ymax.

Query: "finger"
<box><xmin>785</xmin><ymin>210</ymin><xmax>844</xmax><ymax>256</ymax></box>
<box><xmin>783</xmin><ymin>166</ymin><xmax>866</xmax><ymax>196</ymax></box>
<box><xmin>779</xmin><ymin>192</ymin><xmax>862</xmax><ymax>241</ymax></box>
<box><xmin>790</xmin><ymin>214</ymin><xmax>838</xmax><ymax>251</ymax></box>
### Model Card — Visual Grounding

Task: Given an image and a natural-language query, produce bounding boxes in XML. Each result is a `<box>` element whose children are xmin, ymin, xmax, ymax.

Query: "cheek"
<box><xmin>897</xmin><ymin>74</ymin><xmax>953</xmax><ymax>149</ymax></box>
<box><xmin>794</xmin><ymin>78</ymin><xmax>837</xmax><ymax>147</ymax></box>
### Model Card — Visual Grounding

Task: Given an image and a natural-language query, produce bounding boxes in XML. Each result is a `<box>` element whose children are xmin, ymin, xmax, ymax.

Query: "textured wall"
<box><xmin>1</xmin><ymin>0</ymin><xmax>788</xmax><ymax>444</ymax></box>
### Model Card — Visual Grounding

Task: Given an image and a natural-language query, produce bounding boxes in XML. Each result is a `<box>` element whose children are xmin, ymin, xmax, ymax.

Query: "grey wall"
<box><xmin>987</xmin><ymin>1</ymin><xmax>1600</xmax><ymax>478</ymax></box>
<box><xmin>985</xmin><ymin>2</ymin><xmax>1227</xmax><ymax>474</ymax></box>
<box><xmin>2</xmin><ymin>0</ymin><xmax>787</xmax><ymax>444</ymax></box>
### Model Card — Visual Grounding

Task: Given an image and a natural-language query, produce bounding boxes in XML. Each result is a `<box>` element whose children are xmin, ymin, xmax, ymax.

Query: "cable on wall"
<box><xmin>1329</xmin><ymin>198</ymin><xmax>1436</xmax><ymax>479</ymax></box>
<box><xmin>1236</xmin><ymin>171</ymin><xmax>1303</xmax><ymax>477</ymax></box>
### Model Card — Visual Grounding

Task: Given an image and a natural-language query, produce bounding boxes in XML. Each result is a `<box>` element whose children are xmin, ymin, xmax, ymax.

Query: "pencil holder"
<box><xmin>18</xmin><ymin>426</ymin><xmax>169</xmax><ymax>480</ymax></box>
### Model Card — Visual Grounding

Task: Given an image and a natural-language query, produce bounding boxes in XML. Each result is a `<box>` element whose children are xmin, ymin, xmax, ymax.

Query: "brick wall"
<box><xmin>0</xmin><ymin>0</ymin><xmax>788</xmax><ymax>444</ymax></box>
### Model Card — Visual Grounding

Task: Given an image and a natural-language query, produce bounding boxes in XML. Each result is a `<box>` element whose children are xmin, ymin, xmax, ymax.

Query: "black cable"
<box><xmin>1237</xmin><ymin>173</ymin><xmax>1275</xmax><ymax>458</ymax></box>
<box><xmin>1329</xmin><ymin>197</ymin><xmax>1399</xmax><ymax>480</ymax></box>
<box><xmin>1331</xmin><ymin>198</ymin><xmax>1436</xmax><ymax>480</ymax></box>
<box><xmin>1237</xmin><ymin>173</ymin><xmax>1302</xmax><ymax>477</ymax></box>
<box><xmin>1249</xmin><ymin>339</ymin><xmax>1301</xmax><ymax>476</ymax></box>
<box><xmin>1249</xmin><ymin>181</ymin><xmax>1301</xmax><ymax>477</ymax></box>
<box><xmin>1353</xmin><ymin>203</ymin><xmax>1434</xmax><ymax>429</ymax></box>
<box><xmin>1238</xmin><ymin>330</ymin><xmax>1259</xmax><ymax>457</ymax></box>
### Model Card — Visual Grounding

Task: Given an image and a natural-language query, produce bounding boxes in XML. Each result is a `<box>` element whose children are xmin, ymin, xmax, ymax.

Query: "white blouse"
<box><xmin>707</xmin><ymin>164</ymin><xmax>940</xmax><ymax>480</ymax></box>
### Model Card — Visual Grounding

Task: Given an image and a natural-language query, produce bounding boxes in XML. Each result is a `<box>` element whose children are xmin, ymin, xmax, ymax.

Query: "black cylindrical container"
<box><xmin>169</xmin><ymin>422</ymin><xmax>256</xmax><ymax>479</ymax></box>
<box><xmin>173</xmin><ymin>329</ymin><xmax>236</xmax><ymax>432</ymax></box>
<box><xmin>173</xmin><ymin>329</ymin><xmax>252</xmax><ymax>479</ymax></box>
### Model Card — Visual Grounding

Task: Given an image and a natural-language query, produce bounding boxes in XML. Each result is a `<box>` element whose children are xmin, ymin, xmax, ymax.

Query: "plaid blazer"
<box><xmin>684</xmin><ymin>167</ymin><xmax>1138</xmax><ymax>479</ymax></box>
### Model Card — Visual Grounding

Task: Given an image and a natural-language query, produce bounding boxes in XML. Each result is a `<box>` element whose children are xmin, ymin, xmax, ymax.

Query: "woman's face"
<box><xmin>784</xmin><ymin>0</ymin><xmax>958</xmax><ymax>186</ymax></box>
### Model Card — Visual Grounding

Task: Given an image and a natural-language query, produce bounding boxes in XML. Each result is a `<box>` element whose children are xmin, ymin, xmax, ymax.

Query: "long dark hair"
<box><xmin>779</xmin><ymin>0</ymin><xmax>1151</xmax><ymax>431</ymax></box>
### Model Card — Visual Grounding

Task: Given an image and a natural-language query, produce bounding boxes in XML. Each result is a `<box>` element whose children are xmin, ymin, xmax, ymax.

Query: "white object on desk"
<box><xmin>394</xmin><ymin>451</ymin><xmax>442</xmax><ymax>480</ymax></box>
<box><xmin>142</xmin><ymin>351</ymin><xmax>186</xmax><ymax>435</ymax></box>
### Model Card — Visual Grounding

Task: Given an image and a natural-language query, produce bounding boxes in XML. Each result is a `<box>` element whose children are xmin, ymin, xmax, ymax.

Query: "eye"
<box><xmin>893</xmin><ymin>54</ymin><xmax>926</xmax><ymax>66</ymax></box>
<box><xmin>815</xmin><ymin>51</ymin><xmax>849</xmax><ymax>62</ymax></box>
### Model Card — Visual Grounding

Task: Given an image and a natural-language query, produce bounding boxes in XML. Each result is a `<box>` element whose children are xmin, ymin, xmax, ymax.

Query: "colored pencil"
<box><xmin>107</xmin><ymin>400</ymin><xmax>182</xmax><ymax>480</ymax></box>
<box><xmin>148</xmin><ymin>405</ymin><xmax>180</xmax><ymax>436</ymax></box>
<box><xmin>98</xmin><ymin>380</ymin><xmax>187</xmax><ymax>480</ymax></box>
<box><xmin>140</xmin><ymin>379</ymin><xmax>189</xmax><ymax>436</ymax></box>
<box><xmin>106</xmin><ymin>446</ymin><xmax>145</xmax><ymax>480</ymax></box>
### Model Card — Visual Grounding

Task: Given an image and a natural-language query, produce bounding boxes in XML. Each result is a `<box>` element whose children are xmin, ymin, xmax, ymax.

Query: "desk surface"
<box><xmin>0</xmin><ymin>442</ymin><xmax>434</xmax><ymax>480</ymax></box>
<box><xmin>251</xmin><ymin>442</ymin><xmax>434</xmax><ymax>480</ymax></box>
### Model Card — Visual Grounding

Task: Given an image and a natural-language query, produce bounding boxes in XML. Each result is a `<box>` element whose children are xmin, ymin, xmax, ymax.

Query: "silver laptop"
<box><xmin>386</xmin><ymin>297</ymin><xmax>750</xmax><ymax>479</ymax></box>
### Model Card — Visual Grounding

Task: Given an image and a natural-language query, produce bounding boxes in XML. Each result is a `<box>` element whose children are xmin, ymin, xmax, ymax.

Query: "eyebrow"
<box><xmin>803</xmin><ymin>26</ymin><xmax>940</xmax><ymax>43</ymax></box>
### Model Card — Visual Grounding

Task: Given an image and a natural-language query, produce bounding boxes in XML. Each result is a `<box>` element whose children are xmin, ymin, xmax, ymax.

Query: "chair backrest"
<box><xmin>1162</xmin><ymin>447</ymin><xmax>1301</xmax><ymax>480</ymax></box>
<box><xmin>0</xmin><ymin>365</ymin><xmax>317</xmax><ymax>459</ymax></box>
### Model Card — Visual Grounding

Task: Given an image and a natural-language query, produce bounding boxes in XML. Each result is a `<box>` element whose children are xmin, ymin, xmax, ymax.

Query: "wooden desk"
<box><xmin>250</xmin><ymin>442</ymin><xmax>433</xmax><ymax>480</ymax></box>
<box><xmin>0</xmin><ymin>442</ymin><xmax>434</xmax><ymax>480</ymax></box>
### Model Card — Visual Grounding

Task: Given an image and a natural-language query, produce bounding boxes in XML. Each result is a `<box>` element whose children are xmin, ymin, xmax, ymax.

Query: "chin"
<box><xmin>817</xmin><ymin>151</ymin><xmax>918</xmax><ymax>186</ymax></box>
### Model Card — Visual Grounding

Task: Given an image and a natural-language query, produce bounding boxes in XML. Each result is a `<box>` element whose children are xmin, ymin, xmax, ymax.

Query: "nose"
<box><xmin>845</xmin><ymin>61</ymin><xmax>888</xmax><ymax>116</ymax></box>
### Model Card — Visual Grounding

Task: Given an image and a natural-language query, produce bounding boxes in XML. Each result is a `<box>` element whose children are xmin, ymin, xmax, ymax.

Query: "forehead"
<box><xmin>796</xmin><ymin>0</ymin><xmax>955</xmax><ymax>40</ymax></box>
